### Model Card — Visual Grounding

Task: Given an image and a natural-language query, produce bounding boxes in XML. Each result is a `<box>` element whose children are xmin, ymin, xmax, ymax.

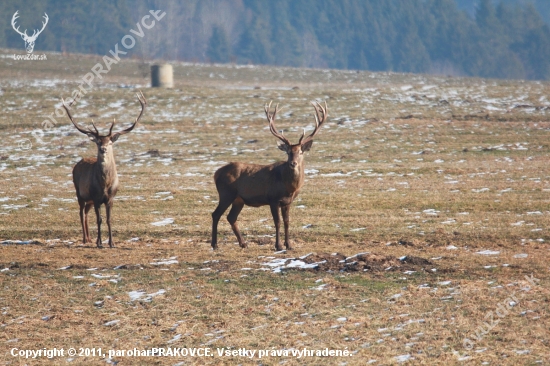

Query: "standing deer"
<box><xmin>62</xmin><ymin>92</ymin><xmax>147</xmax><ymax>248</ymax></box>
<box><xmin>211</xmin><ymin>101</ymin><xmax>327</xmax><ymax>251</ymax></box>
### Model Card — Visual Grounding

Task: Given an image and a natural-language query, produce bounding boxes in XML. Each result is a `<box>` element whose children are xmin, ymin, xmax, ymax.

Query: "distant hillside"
<box><xmin>1</xmin><ymin>0</ymin><xmax>549</xmax><ymax>80</ymax></box>
<box><xmin>455</xmin><ymin>0</ymin><xmax>550</xmax><ymax>25</ymax></box>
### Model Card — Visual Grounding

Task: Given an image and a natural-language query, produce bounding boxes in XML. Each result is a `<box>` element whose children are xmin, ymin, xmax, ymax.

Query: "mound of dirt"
<box><xmin>300</xmin><ymin>252</ymin><xmax>434</xmax><ymax>273</ymax></box>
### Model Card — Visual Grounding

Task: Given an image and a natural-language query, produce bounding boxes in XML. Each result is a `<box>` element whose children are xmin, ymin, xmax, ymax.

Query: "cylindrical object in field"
<box><xmin>151</xmin><ymin>64</ymin><xmax>173</xmax><ymax>88</ymax></box>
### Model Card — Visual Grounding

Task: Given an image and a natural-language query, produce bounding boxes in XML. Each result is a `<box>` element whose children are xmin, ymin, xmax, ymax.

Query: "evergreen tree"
<box><xmin>476</xmin><ymin>0</ymin><xmax>497</xmax><ymax>28</ymax></box>
<box><xmin>236</xmin><ymin>17</ymin><xmax>272</xmax><ymax>64</ymax></box>
<box><xmin>206</xmin><ymin>26</ymin><xmax>230</xmax><ymax>63</ymax></box>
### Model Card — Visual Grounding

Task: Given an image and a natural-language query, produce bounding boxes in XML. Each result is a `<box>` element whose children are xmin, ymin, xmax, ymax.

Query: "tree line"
<box><xmin>1</xmin><ymin>0</ymin><xmax>549</xmax><ymax>80</ymax></box>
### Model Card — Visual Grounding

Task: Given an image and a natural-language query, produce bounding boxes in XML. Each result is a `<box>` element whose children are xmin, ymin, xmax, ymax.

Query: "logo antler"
<box><xmin>11</xmin><ymin>11</ymin><xmax>49</xmax><ymax>54</ymax></box>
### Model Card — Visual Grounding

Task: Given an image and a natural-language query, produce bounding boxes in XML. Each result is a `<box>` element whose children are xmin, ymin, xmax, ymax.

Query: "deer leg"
<box><xmin>94</xmin><ymin>203</ymin><xmax>103</xmax><ymax>248</ymax></box>
<box><xmin>269</xmin><ymin>203</ymin><xmax>282</xmax><ymax>251</ymax></box>
<box><xmin>227</xmin><ymin>199</ymin><xmax>246</xmax><ymax>248</ymax></box>
<box><xmin>105</xmin><ymin>201</ymin><xmax>114</xmax><ymax>248</ymax></box>
<box><xmin>281</xmin><ymin>204</ymin><xmax>293</xmax><ymax>250</ymax></box>
<box><xmin>84</xmin><ymin>203</ymin><xmax>93</xmax><ymax>243</ymax></box>
<box><xmin>211</xmin><ymin>196</ymin><xmax>234</xmax><ymax>250</ymax></box>
<box><xmin>78</xmin><ymin>199</ymin><xmax>87</xmax><ymax>244</ymax></box>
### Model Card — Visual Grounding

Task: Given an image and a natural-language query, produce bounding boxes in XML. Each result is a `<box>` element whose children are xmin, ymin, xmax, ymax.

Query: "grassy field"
<box><xmin>0</xmin><ymin>49</ymin><xmax>549</xmax><ymax>365</ymax></box>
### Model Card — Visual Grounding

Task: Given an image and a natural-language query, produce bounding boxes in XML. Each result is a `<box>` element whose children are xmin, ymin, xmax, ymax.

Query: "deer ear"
<box><xmin>278</xmin><ymin>142</ymin><xmax>289</xmax><ymax>153</ymax></box>
<box><xmin>110</xmin><ymin>133</ymin><xmax>120</xmax><ymax>142</ymax></box>
<box><xmin>301</xmin><ymin>140</ymin><xmax>313</xmax><ymax>152</ymax></box>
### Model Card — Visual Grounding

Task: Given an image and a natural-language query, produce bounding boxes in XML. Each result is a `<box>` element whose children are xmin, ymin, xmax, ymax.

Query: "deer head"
<box><xmin>62</xmin><ymin>91</ymin><xmax>147</xmax><ymax>158</ymax></box>
<box><xmin>264</xmin><ymin>100</ymin><xmax>327</xmax><ymax>170</ymax></box>
<box><xmin>11</xmin><ymin>11</ymin><xmax>49</xmax><ymax>53</ymax></box>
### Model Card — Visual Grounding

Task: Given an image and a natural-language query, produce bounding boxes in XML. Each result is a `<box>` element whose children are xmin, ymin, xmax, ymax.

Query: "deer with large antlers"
<box><xmin>62</xmin><ymin>92</ymin><xmax>147</xmax><ymax>248</ymax></box>
<box><xmin>211</xmin><ymin>101</ymin><xmax>328</xmax><ymax>251</ymax></box>
<box><xmin>11</xmin><ymin>11</ymin><xmax>49</xmax><ymax>53</ymax></box>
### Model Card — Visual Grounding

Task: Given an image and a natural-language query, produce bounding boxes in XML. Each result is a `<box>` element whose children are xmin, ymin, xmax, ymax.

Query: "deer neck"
<box><xmin>283</xmin><ymin>161</ymin><xmax>304</xmax><ymax>193</ymax></box>
<box><xmin>96</xmin><ymin>149</ymin><xmax>118</xmax><ymax>179</ymax></box>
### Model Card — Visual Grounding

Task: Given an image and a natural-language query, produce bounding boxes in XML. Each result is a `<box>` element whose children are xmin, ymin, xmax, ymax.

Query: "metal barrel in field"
<box><xmin>151</xmin><ymin>64</ymin><xmax>173</xmax><ymax>88</ymax></box>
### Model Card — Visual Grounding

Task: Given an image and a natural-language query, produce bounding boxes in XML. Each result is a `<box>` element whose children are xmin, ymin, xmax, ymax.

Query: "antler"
<box><xmin>299</xmin><ymin>101</ymin><xmax>328</xmax><ymax>145</ymax></box>
<box><xmin>30</xmin><ymin>13</ymin><xmax>48</xmax><ymax>40</ymax></box>
<box><xmin>11</xmin><ymin>11</ymin><xmax>27</xmax><ymax>38</ymax></box>
<box><xmin>11</xmin><ymin>12</ymin><xmax>48</xmax><ymax>40</ymax></box>
<box><xmin>112</xmin><ymin>90</ymin><xmax>147</xmax><ymax>137</ymax></box>
<box><xmin>63</xmin><ymin>91</ymin><xmax>146</xmax><ymax>138</ymax></box>
<box><xmin>265</xmin><ymin>101</ymin><xmax>291</xmax><ymax>146</ymax></box>
<box><xmin>62</xmin><ymin>92</ymin><xmax>98</xmax><ymax>137</ymax></box>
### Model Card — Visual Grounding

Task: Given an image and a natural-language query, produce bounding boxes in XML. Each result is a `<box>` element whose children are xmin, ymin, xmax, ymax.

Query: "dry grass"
<box><xmin>0</xmin><ymin>50</ymin><xmax>549</xmax><ymax>365</ymax></box>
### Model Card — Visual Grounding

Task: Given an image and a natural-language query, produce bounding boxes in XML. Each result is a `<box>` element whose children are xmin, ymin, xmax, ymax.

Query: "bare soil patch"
<box><xmin>301</xmin><ymin>252</ymin><xmax>436</xmax><ymax>273</ymax></box>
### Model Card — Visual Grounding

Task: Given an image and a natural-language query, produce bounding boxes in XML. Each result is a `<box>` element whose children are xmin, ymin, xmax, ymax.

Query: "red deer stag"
<box><xmin>62</xmin><ymin>92</ymin><xmax>147</xmax><ymax>248</ymax></box>
<box><xmin>211</xmin><ymin>101</ymin><xmax>327</xmax><ymax>251</ymax></box>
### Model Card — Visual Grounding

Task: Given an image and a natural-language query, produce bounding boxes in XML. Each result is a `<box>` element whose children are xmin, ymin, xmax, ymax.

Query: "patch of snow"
<box><xmin>151</xmin><ymin>218</ymin><xmax>174</xmax><ymax>226</ymax></box>
<box><xmin>476</xmin><ymin>250</ymin><xmax>500</xmax><ymax>256</ymax></box>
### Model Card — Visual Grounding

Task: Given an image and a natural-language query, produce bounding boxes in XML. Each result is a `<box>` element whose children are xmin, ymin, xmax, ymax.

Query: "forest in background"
<box><xmin>0</xmin><ymin>0</ymin><xmax>549</xmax><ymax>80</ymax></box>
<box><xmin>455</xmin><ymin>0</ymin><xmax>550</xmax><ymax>22</ymax></box>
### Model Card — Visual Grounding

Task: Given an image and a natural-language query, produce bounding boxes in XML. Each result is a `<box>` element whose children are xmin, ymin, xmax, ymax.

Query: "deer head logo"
<box><xmin>11</xmin><ymin>11</ymin><xmax>49</xmax><ymax>54</ymax></box>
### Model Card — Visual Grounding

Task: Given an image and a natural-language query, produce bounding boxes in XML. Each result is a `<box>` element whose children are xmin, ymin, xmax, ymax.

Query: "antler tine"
<box><xmin>265</xmin><ymin>101</ymin><xmax>290</xmax><ymax>146</ymax></box>
<box><xmin>301</xmin><ymin>100</ymin><xmax>328</xmax><ymax>145</ymax></box>
<box><xmin>90</xmin><ymin>120</ymin><xmax>99</xmax><ymax>135</ymax></box>
<box><xmin>33</xmin><ymin>13</ymin><xmax>48</xmax><ymax>38</ymax></box>
<box><xmin>273</xmin><ymin>103</ymin><xmax>281</xmax><ymax>119</ymax></box>
<box><xmin>137</xmin><ymin>89</ymin><xmax>146</xmax><ymax>105</ymax></box>
<box><xmin>62</xmin><ymin>96</ymin><xmax>97</xmax><ymax>136</ymax></box>
<box><xmin>11</xmin><ymin>11</ymin><xmax>27</xmax><ymax>37</ymax></box>
<box><xmin>311</xmin><ymin>103</ymin><xmax>320</xmax><ymax>129</ymax></box>
<box><xmin>313</xmin><ymin>101</ymin><xmax>327</xmax><ymax>125</ymax></box>
<box><xmin>114</xmin><ymin>90</ymin><xmax>147</xmax><ymax>137</ymax></box>
<box><xmin>11</xmin><ymin>11</ymin><xmax>18</xmax><ymax>27</ymax></box>
<box><xmin>109</xmin><ymin>118</ymin><xmax>115</xmax><ymax>136</ymax></box>
<box><xmin>298</xmin><ymin>128</ymin><xmax>306</xmax><ymax>144</ymax></box>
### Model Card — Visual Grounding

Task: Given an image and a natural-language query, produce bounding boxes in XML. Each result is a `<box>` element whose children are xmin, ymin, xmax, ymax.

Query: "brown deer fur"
<box><xmin>211</xmin><ymin>101</ymin><xmax>327</xmax><ymax>251</ymax></box>
<box><xmin>62</xmin><ymin>92</ymin><xmax>146</xmax><ymax>248</ymax></box>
